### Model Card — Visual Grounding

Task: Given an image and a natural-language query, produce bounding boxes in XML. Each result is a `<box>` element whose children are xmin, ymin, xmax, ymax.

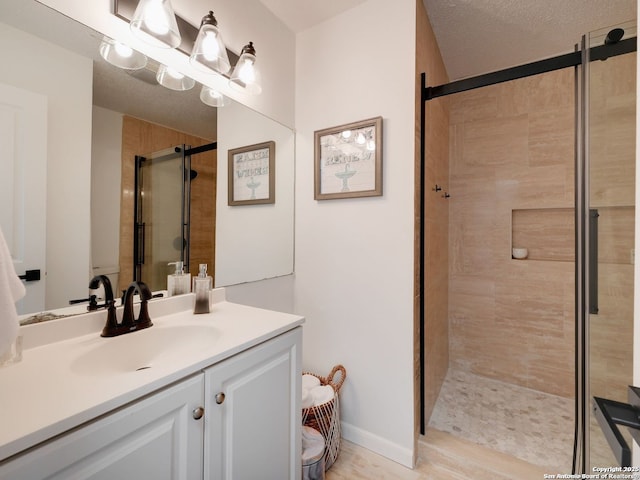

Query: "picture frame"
<box><xmin>228</xmin><ymin>141</ymin><xmax>275</xmax><ymax>206</ymax></box>
<box><xmin>314</xmin><ymin>116</ymin><xmax>383</xmax><ymax>200</ymax></box>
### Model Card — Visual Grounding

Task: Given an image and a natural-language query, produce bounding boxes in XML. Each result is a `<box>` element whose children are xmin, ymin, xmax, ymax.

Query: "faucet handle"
<box><xmin>101</xmin><ymin>300</ymin><xmax>119</xmax><ymax>337</ymax></box>
<box><xmin>122</xmin><ymin>281</ymin><xmax>153</xmax><ymax>330</ymax></box>
<box><xmin>136</xmin><ymin>282</ymin><xmax>153</xmax><ymax>329</ymax></box>
<box><xmin>137</xmin><ymin>300</ymin><xmax>152</xmax><ymax>329</ymax></box>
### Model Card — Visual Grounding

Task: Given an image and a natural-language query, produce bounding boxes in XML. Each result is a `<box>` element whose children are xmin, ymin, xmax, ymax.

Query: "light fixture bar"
<box><xmin>114</xmin><ymin>0</ymin><xmax>238</xmax><ymax>69</ymax></box>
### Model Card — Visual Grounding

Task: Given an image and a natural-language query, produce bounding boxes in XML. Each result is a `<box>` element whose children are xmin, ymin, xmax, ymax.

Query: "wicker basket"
<box><xmin>301</xmin><ymin>365</ymin><xmax>346</xmax><ymax>470</ymax></box>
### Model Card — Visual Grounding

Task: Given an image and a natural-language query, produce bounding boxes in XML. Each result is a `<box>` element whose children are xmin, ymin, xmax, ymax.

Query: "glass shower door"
<box><xmin>586</xmin><ymin>20</ymin><xmax>636</xmax><ymax>470</ymax></box>
<box><xmin>134</xmin><ymin>145</ymin><xmax>191</xmax><ymax>292</ymax></box>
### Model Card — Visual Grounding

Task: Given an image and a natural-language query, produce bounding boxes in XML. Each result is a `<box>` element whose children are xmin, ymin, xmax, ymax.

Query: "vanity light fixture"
<box><xmin>130</xmin><ymin>0</ymin><xmax>181</xmax><ymax>49</ymax></box>
<box><xmin>190</xmin><ymin>11</ymin><xmax>231</xmax><ymax>75</ymax></box>
<box><xmin>229</xmin><ymin>42</ymin><xmax>262</xmax><ymax>95</ymax></box>
<box><xmin>114</xmin><ymin>2</ymin><xmax>264</xmax><ymax>95</ymax></box>
<box><xmin>156</xmin><ymin>64</ymin><xmax>195</xmax><ymax>91</ymax></box>
<box><xmin>200</xmin><ymin>85</ymin><xmax>228</xmax><ymax>107</ymax></box>
<box><xmin>99</xmin><ymin>36</ymin><xmax>148</xmax><ymax>70</ymax></box>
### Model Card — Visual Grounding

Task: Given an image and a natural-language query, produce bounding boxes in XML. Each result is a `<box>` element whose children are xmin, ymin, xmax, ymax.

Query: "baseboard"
<box><xmin>340</xmin><ymin>421</ymin><xmax>415</xmax><ymax>468</ymax></box>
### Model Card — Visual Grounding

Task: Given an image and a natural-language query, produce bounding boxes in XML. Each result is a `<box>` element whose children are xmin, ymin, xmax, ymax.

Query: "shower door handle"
<box><xmin>136</xmin><ymin>222</ymin><xmax>146</xmax><ymax>265</ymax></box>
<box><xmin>589</xmin><ymin>209</ymin><xmax>599</xmax><ymax>314</ymax></box>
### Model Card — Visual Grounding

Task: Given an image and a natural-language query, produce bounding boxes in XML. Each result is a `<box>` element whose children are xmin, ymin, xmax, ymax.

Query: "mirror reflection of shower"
<box><xmin>134</xmin><ymin>142</ymin><xmax>216</xmax><ymax>292</ymax></box>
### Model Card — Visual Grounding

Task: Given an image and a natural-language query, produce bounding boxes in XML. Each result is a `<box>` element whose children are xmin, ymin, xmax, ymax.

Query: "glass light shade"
<box><xmin>190</xmin><ymin>12</ymin><xmax>231</xmax><ymax>74</ymax></box>
<box><xmin>156</xmin><ymin>64</ymin><xmax>195</xmax><ymax>91</ymax></box>
<box><xmin>130</xmin><ymin>0</ymin><xmax>181</xmax><ymax>49</ymax></box>
<box><xmin>99</xmin><ymin>37</ymin><xmax>147</xmax><ymax>70</ymax></box>
<box><xmin>229</xmin><ymin>42</ymin><xmax>262</xmax><ymax>95</ymax></box>
<box><xmin>200</xmin><ymin>85</ymin><xmax>228</xmax><ymax>107</ymax></box>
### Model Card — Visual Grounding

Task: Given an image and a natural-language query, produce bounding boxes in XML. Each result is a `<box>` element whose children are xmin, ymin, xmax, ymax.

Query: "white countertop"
<box><xmin>0</xmin><ymin>289</ymin><xmax>304</xmax><ymax>462</ymax></box>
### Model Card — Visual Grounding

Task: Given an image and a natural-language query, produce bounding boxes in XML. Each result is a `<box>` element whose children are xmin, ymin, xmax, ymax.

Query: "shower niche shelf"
<box><xmin>511</xmin><ymin>208</ymin><xmax>574</xmax><ymax>262</ymax></box>
<box><xmin>512</xmin><ymin>205</ymin><xmax>634</xmax><ymax>264</ymax></box>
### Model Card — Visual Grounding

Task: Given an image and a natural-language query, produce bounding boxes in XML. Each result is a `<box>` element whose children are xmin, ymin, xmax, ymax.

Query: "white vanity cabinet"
<box><xmin>0</xmin><ymin>374</ymin><xmax>205</xmax><ymax>480</ymax></box>
<box><xmin>0</xmin><ymin>327</ymin><xmax>302</xmax><ymax>480</ymax></box>
<box><xmin>204</xmin><ymin>327</ymin><xmax>302</xmax><ymax>480</ymax></box>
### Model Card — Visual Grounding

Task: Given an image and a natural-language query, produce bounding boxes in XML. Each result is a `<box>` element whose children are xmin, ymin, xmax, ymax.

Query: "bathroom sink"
<box><xmin>70</xmin><ymin>325</ymin><xmax>219</xmax><ymax>375</ymax></box>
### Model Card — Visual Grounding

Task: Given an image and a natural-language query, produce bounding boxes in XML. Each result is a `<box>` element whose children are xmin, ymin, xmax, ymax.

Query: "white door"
<box><xmin>0</xmin><ymin>82</ymin><xmax>47</xmax><ymax>314</ymax></box>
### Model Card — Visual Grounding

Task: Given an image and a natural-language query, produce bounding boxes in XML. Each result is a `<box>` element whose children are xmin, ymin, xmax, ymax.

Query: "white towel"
<box><xmin>302</xmin><ymin>374</ymin><xmax>321</xmax><ymax>391</ymax></box>
<box><xmin>301</xmin><ymin>388</ymin><xmax>314</xmax><ymax>409</ymax></box>
<box><xmin>311</xmin><ymin>385</ymin><xmax>334</xmax><ymax>406</ymax></box>
<box><xmin>301</xmin><ymin>426</ymin><xmax>325</xmax><ymax>463</ymax></box>
<box><xmin>0</xmin><ymin>228</ymin><xmax>26</xmax><ymax>358</ymax></box>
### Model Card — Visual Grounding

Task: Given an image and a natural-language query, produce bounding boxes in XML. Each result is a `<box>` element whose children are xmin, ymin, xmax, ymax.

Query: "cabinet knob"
<box><xmin>192</xmin><ymin>406</ymin><xmax>205</xmax><ymax>420</ymax></box>
<box><xmin>215</xmin><ymin>392</ymin><xmax>226</xmax><ymax>404</ymax></box>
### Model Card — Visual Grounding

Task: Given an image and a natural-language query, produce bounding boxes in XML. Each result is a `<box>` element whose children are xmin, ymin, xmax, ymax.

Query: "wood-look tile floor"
<box><xmin>326</xmin><ymin>428</ymin><xmax>550</xmax><ymax>479</ymax></box>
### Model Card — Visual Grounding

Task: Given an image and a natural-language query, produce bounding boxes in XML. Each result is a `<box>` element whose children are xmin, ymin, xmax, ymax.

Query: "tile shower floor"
<box><xmin>429</xmin><ymin>369</ymin><xmax>574</xmax><ymax>472</ymax></box>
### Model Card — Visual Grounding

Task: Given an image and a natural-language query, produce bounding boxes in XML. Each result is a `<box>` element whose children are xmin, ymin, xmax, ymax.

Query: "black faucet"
<box><xmin>69</xmin><ymin>275</ymin><xmax>114</xmax><ymax>311</ymax></box>
<box><xmin>101</xmin><ymin>281</ymin><xmax>153</xmax><ymax>337</ymax></box>
<box><xmin>87</xmin><ymin>275</ymin><xmax>118</xmax><ymax>336</ymax></box>
<box><xmin>88</xmin><ymin>275</ymin><xmax>114</xmax><ymax>309</ymax></box>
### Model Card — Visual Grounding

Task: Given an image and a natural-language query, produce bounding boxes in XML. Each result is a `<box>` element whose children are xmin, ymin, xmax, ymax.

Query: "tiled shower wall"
<box><xmin>416</xmin><ymin>0</ymin><xmax>450</xmax><ymax>428</ymax></box>
<box><xmin>448</xmin><ymin>68</ymin><xmax>576</xmax><ymax>398</ymax></box>
<box><xmin>588</xmin><ymin>52</ymin><xmax>636</xmax><ymax>405</ymax></box>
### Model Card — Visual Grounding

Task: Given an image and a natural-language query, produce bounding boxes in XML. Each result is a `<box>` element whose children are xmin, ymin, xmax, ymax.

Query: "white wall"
<box><xmin>91</xmin><ymin>106</ymin><xmax>123</xmax><ymax>287</ymax></box>
<box><xmin>216</xmin><ymin>101</ymin><xmax>295</xmax><ymax>287</ymax></box>
<box><xmin>37</xmin><ymin>0</ymin><xmax>295</xmax><ymax>128</ymax></box>
<box><xmin>295</xmin><ymin>0</ymin><xmax>417</xmax><ymax>467</ymax></box>
<box><xmin>225</xmin><ymin>275</ymin><xmax>295</xmax><ymax>314</ymax></box>
<box><xmin>0</xmin><ymin>22</ymin><xmax>92</xmax><ymax>310</ymax></box>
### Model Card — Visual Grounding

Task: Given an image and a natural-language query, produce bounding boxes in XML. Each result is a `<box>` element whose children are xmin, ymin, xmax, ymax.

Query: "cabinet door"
<box><xmin>204</xmin><ymin>327</ymin><xmax>302</xmax><ymax>480</ymax></box>
<box><xmin>0</xmin><ymin>375</ymin><xmax>204</xmax><ymax>480</ymax></box>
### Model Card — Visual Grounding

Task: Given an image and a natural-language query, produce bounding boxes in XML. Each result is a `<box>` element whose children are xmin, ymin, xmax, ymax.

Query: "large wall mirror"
<box><xmin>0</xmin><ymin>0</ymin><xmax>294</xmax><ymax>318</ymax></box>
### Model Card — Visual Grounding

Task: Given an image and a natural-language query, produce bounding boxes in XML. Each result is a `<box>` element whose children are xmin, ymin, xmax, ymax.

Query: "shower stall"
<box><xmin>134</xmin><ymin>145</ymin><xmax>192</xmax><ymax>292</ymax></box>
<box><xmin>419</xmin><ymin>20</ymin><xmax>636</xmax><ymax>473</ymax></box>
<box><xmin>580</xmin><ymin>21</ymin><xmax>636</xmax><ymax>471</ymax></box>
<box><xmin>133</xmin><ymin>142</ymin><xmax>217</xmax><ymax>292</ymax></box>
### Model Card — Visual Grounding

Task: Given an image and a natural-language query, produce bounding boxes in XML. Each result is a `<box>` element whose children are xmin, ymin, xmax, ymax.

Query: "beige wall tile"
<box><xmin>448</xmin><ymin>68</ymin><xmax>576</xmax><ymax>397</ymax></box>
<box><xmin>416</xmin><ymin>0</ymin><xmax>450</xmax><ymax>430</ymax></box>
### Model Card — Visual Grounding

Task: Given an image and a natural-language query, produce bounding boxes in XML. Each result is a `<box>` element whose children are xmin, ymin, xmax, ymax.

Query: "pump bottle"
<box><xmin>193</xmin><ymin>264</ymin><xmax>212</xmax><ymax>314</ymax></box>
<box><xmin>167</xmin><ymin>261</ymin><xmax>191</xmax><ymax>296</ymax></box>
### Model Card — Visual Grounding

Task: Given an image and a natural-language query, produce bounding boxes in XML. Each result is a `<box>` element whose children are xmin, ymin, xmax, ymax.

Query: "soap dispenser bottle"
<box><xmin>193</xmin><ymin>263</ymin><xmax>212</xmax><ymax>314</ymax></box>
<box><xmin>167</xmin><ymin>261</ymin><xmax>191</xmax><ymax>297</ymax></box>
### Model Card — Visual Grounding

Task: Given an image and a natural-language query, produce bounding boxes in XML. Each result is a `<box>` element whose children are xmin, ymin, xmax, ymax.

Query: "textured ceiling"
<box><xmin>423</xmin><ymin>0</ymin><xmax>637</xmax><ymax>80</ymax></box>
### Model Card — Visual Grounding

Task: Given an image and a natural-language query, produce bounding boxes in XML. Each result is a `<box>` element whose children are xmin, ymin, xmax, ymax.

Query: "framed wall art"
<box><xmin>228</xmin><ymin>140</ymin><xmax>275</xmax><ymax>205</ymax></box>
<box><xmin>314</xmin><ymin>116</ymin><xmax>382</xmax><ymax>200</ymax></box>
